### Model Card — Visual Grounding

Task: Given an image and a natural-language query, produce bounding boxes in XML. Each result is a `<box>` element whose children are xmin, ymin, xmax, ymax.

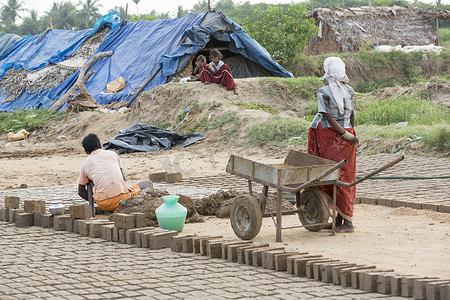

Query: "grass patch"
<box><xmin>356</xmin><ymin>94</ymin><xmax>449</xmax><ymax>126</ymax></box>
<box><xmin>0</xmin><ymin>109</ymin><xmax>68</xmax><ymax>135</ymax></box>
<box><xmin>233</xmin><ymin>102</ymin><xmax>279</xmax><ymax>114</ymax></box>
<box><xmin>357</xmin><ymin>123</ymin><xmax>450</xmax><ymax>152</ymax></box>
<box><xmin>269</xmin><ymin>77</ymin><xmax>323</xmax><ymax>101</ymax></box>
<box><xmin>439</xmin><ymin>27</ymin><xmax>450</xmax><ymax>47</ymax></box>
<box><xmin>247</xmin><ymin>117</ymin><xmax>310</xmax><ymax>146</ymax></box>
<box><xmin>185</xmin><ymin>111</ymin><xmax>241</xmax><ymax>137</ymax></box>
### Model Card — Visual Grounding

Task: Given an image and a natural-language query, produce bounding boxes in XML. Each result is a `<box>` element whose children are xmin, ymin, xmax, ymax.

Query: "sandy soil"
<box><xmin>183</xmin><ymin>204</ymin><xmax>450</xmax><ymax>279</ymax></box>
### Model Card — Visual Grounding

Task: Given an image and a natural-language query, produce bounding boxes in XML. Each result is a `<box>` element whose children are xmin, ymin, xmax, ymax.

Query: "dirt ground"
<box><xmin>1</xmin><ymin>78</ymin><xmax>449</xmax><ymax>280</ymax></box>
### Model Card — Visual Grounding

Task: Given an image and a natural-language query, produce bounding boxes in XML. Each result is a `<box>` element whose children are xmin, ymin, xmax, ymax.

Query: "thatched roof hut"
<box><xmin>307</xmin><ymin>6</ymin><xmax>450</xmax><ymax>55</ymax></box>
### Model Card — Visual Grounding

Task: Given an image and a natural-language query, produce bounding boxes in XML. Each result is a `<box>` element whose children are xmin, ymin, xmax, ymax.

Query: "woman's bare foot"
<box><xmin>335</xmin><ymin>220</ymin><xmax>354</xmax><ymax>233</ymax></box>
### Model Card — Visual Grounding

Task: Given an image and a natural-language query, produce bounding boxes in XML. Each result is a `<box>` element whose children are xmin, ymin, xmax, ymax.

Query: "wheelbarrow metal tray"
<box><xmin>226</xmin><ymin>150</ymin><xmax>340</xmax><ymax>189</ymax></box>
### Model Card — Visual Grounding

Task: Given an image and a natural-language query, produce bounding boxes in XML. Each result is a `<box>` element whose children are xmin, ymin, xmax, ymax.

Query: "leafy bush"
<box><xmin>241</xmin><ymin>3</ymin><xmax>318</xmax><ymax>63</ymax></box>
<box><xmin>422</xmin><ymin>124</ymin><xmax>450</xmax><ymax>151</ymax></box>
<box><xmin>233</xmin><ymin>102</ymin><xmax>279</xmax><ymax>114</ymax></box>
<box><xmin>247</xmin><ymin>117</ymin><xmax>310</xmax><ymax>146</ymax></box>
<box><xmin>356</xmin><ymin>94</ymin><xmax>449</xmax><ymax>126</ymax></box>
<box><xmin>0</xmin><ymin>109</ymin><xmax>67</xmax><ymax>135</ymax></box>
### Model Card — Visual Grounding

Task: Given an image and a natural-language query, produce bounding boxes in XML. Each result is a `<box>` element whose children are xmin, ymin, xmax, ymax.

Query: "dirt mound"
<box><xmin>195</xmin><ymin>189</ymin><xmax>296</xmax><ymax>218</ymax></box>
<box><xmin>110</xmin><ymin>188</ymin><xmax>202</xmax><ymax>226</ymax></box>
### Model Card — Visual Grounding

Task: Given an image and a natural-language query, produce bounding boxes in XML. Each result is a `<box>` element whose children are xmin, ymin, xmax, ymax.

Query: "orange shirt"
<box><xmin>77</xmin><ymin>149</ymin><xmax>131</xmax><ymax>201</ymax></box>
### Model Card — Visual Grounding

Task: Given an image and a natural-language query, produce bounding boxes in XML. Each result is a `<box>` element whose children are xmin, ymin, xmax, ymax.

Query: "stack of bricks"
<box><xmin>149</xmin><ymin>172</ymin><xmax>182</xmax><ymax>183</ymax></box>
<box><xmin>0</xmin><ymin>196</ymin><xmax>21</xmax><ymax>223</ymax></box>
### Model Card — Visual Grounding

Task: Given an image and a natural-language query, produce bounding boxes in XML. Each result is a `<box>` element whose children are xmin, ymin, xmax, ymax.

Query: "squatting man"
<box><xmin>77</xmin><ymin>133</ymin><xmax>152</xmax><ymax>213</ymax></box>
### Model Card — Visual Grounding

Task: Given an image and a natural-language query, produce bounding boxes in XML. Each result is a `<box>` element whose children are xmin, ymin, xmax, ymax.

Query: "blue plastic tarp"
<box><xmin>0</xmin><ymin>33</ymin><xmax>21</xmax><ymax>58</ymax></box>
<box><xmin>0</xmin><ymin>11</ymin><xmax>292</xmax><ymax>112</ymax></box>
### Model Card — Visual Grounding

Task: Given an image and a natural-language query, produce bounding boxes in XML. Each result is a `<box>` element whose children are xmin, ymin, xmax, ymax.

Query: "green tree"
<box><xmin>215</xmin><ymin>0</ymin><xmax>235</xmax><ymax>13</ymax></box>
<box><xmin>1</xmin><ymin>0</ymin><xmax>26</xmax><ymax>28</ymax></box>
<box><xmin>176</xmin><ymin>6</ymin><xmax>189</xmax><ymax>18</ymax></box>
<box><xmin>19</xmin><ymin>9</ymin><xmax>45</xmax><ymax>35</ymax></box>
<box><xmin>46</xmin><ymin>1</ymin><xmax>78</xmax><ymax>30</ymax></box>
<box><xmin>77</xmin><ymin>0</ymin><xmax>102</xmax><ymax>29</ymax></box>
<box><xmin>241</xmin><ymin>3</ymin><xmax>319</xmax><ymax>63</ymax></box>
<box><xmin>191</xmin><ymin>0</ymin><xmax>208</xmax><ymax>13</ymax></box>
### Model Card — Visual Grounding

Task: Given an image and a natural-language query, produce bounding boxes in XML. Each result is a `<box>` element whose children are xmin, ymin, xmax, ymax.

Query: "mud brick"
<box><xmin>112</xmin><ymin>227</ymin><xmax>119</xmax><ymax>242</ymax></box>
<box><xmin>54</xmin><ymin>215</ymin><xmax>71</xmax><ymax>231</ymax></box>
<box><xmin>377</xmin><ymin>199</ymin><xmax>393</xmax><ymax>207</ymax></box>
<box><xmin>263</xmin><ymin>250</ymin><xmax>289</xmax><ymax>270</ymax></box>
<box><xmin>135</xmin><ymin>229</ymin><xmax>158</xmax><ymax>247</ymax></box>
<box><xmin>238</xmin><ymin>244</ymin><xmax>269</xmax><ymax>265</ymax></box>
<box><xmin>204</xmin><ymin>238</ymin><xmax>233</xmax><ymax>256</ymax></box>
<box><xmin>439</xmin><ymin>284</ymin><xmax>450</xmax><ymax>300</ymax></box>
<box><xmin>165</xmin><ymin>172</ymin><xmax>182</xmax><ymax>183</ymax></box>
<box><xmin>207</xmin><ymin>242</ymin><xmax>223</xmax><ymax>258</ymax></box>
<box><xmin>352</xmin><ymin>269</ymin><xmax>371</xmax><ymax>289</ymax></box>
<box><xmin>274</xmin><ymin>252</ymin><xmax>302</xmax><ymax>271</ymax></box>
<box><xmin>80</xmin><ymin>220</ymin><xmax>93</xmax><ymax>236</ymax></box>
<box><xmin>286</xmin><ymin>255</ymin><xmax>319</xmax><ymax>275</ymax></box>
<box><xmin>141</xmin><ymin>229</ymin><xmax>165</xmax><ymax>248</ymax></box>
<box><xmin>377</xmin><ymin>273</ymin><xmax>394</xmax><ymax>294</ymax></box>
<box><xmin>24</xmin><ymin>200</ymin><xmax>46</xmax><ymax>214</ymax></box>
<box><xmin>171</xmin><ymin>234</ymin><xmax>195</xmax><ymax>252</ymax></box>
<box><xmin>9</xmin><ymin>209</ymin><xmax>22</xmax><ymax>223</ymax></box>
<box><xmin>391</xmin><ymin>275</ymin><xmax>406</xmax><ymax>296</ymax></box>
<box><xmin>66</xmin><ymin>218</ymin><xmax>74</xmax><ymax>232</ymax></box>
<box><xmin>321</xmin><ymin>262</ymin><xmax>353</xmax><ymax>283</ymax></box>
<box><xmin>438</xmin><ymin>205</ymin><xmax>450</xmax><ymax>214</ymax></box>
<box><xmin>340</xmin><ymin>266</ymin><xmax>376</xmax><ymax>287</ymax></box>
<box><xmin>69</xmin><ymin>204</ymin><xmax>91</xmax><ymax>219</ymax></box>
<box><xmin>101</xmin><ymin>224</ymin><xmax>115</xmax><ymax>241</ymax></box>
<box><xmin>126</xmin><ymin>227</ymin><xmax>154</xmax><ymax>244</ymax></box>
<box><xmin>413</xmin><ymin>278</ymin><xmax>441</xmax><ymax>300</ymax></box>
<box><xmin>149</xmin><ymin>172</ymin><xmax>167</xmax><ymax>183</ymax></box>
<box><xmin>90</xmin><ymin>221</ymin><xmax>113</xmax><ymax>238</ymax></box>
<box><xmin>360</xmin><ymin>197</ymin><xmax>378</xmax><ymax>205</ymax></box>
<box><xmin>406</xmin><ymin>202</ymin><xmax>422</xmax><ymax>210</ymax></box>
<box><xmin>130</xmin><ymin>213</ymin><xmax>146</xmax><ymax>228</ymax></box>
<box><xmin>41</xmin><ymin>213</ymin><xmax>54</xmax><ymax>228</ymax></box>
<box><xmin>0</xmin><ymin>207</ymin><xmax>9</xmax><ymax>221</ymax></box>
<box><xmin>15</xmin><ymin>212</ymin><xmax>34</xmax><ymax>227</ymax></box>
<box><xmin>426</xmin><ymin>281</ymin><xmax>450</xmax><ymax>300</ymax></box>
<box><xmin>306</xmin><ymin>259</ymin><xmax>335</xmax><ymax>279</ymax></box>
<box><xmin>422</xmin><ymin>203</ymin><xmax>439</xmax><ymax>212</ymax></box>
<box><xmin>181</xmin><ymin>236</ymin><xmax>195</xmax><ymax>253</ymax></box>
<box><xmin>245</xmin><ymin>246</ymin><xmax>270</xmax><ymax>265</ymax></box>
<box><xmin>363</xmin><ymin>272</ymin><xmax>394</xmax><ymax>293</ymax></box>
<box><xmin>119</xmin><ymin>229</ymin><xmax>127</xmax><ymax>243</ymax></box>
<box><xmin>402</xmin><ymin>276</ymin><xmax>424</xmax><ymax>298</ymax></box>
<box><xmin>114</xmin><ymin>213</ymin><xmax>136</xmax><ymax>229</ymax></box>
<box><xmin>332</xmin><ymin>263</ymin><xmax>360</xmax><ymax>285</ymax></box>
<box><xmin>355</xmin><ymin>197</ymin><xmax>362</xmax><ymax>204</ymax></box>
<box><xmin>5</xmin><ymin>196</ymin><xmax>20</xmax><ymax>209</ymax></box>
<box><xmin>33</xmin><ymin>213</ymin><xmax>42</xmax><ymax>227</ymax></box>
<box><xmin>392</xmin><ymin>200</ymin><xmax>408</xmax><ymax>208</ymax></box>
<box><xmin>224</xmin><ymin>241</ymin><xmax>253</xmax><ymax>261</ymax></box>
<box><xmin>149</xmin><ymin>231</ymin><xmax>178</xmax><ymax>250</ymax></box>
<box><xmin>73</xmin><ymin>219</ymin><xmax>84</xmax><ymax>234</ymax></box>
<box><xmin>199</xmin><ymin>236</ymin><xmax>223</xmax><ymax>255</ymax></box>
<box><xmin>252</xmin><ymin>247</ymin><xmax>284</xmax><ymax>268</ymax></box>
<box><xmin>293</xmin><ymin>257</ymin><xmax>324</xmax><ymax>277</ymax></box>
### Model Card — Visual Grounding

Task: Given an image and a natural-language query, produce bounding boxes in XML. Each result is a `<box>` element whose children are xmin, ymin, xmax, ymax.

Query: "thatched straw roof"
<box><xmin>307</xmin><ymin>6</ymin><xmax>447</xmax><ymax>54</ymax></box>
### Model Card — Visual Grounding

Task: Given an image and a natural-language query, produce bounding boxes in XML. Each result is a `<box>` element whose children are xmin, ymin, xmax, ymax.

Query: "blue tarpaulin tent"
<box><xmin>0</xmin><ymin>12</ymin><xmax>292</xmax><ymax>112</ymax></box>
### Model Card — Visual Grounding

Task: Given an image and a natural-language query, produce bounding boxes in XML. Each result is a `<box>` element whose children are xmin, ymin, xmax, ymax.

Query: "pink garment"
<box><xmin>78</xmin><ymin>149</ymin><xmax>131</xmax><ymax>201</ymax></box>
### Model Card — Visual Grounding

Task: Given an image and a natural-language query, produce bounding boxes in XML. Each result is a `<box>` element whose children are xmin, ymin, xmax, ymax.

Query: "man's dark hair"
<box><xmin>82</xmin><ymin>134</ymin><xmax>101</xmax><ymax>154</ymax></box>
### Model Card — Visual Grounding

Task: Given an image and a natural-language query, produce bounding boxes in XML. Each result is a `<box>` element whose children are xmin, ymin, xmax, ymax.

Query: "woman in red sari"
<box><xmin>199</xmin><ymin>49</ymin><xmax>235</xmax><ymax>91</ymax></box>
<box><xmin>308</xmin><ymin>57</ymin><xmax>359</xmax><ymax>233</ymax></box>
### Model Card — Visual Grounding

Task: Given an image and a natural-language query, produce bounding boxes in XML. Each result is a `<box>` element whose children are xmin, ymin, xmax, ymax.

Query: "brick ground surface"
<box><xmin>0</xmin><ymin>223</ymin><xmax>405</xmax><ymax>300</ymax></box>
<box><xmin>0</xmin><ymin>154</ymin><xmax>448</xmax><ymax>211</ymax></box>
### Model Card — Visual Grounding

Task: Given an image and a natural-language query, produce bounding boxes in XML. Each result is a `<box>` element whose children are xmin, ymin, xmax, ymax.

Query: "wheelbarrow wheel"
<box><xmin>297</xmin><ymin>187</ymin><xmax>330</xmax><ymax>232</ymax></box>
<box><xmin>230</xmin><ymin>194</ymin><xmax>262</xmax><ymax>240</ymax></box>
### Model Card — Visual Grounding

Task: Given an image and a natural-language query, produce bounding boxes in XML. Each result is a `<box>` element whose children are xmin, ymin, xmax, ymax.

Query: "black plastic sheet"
<box><xmin>103</xmin><ymin>123</ymin><xmax>206</xmax><ymax>154</ymax></box>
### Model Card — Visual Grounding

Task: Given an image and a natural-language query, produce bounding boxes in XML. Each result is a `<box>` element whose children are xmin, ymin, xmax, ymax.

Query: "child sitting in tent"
<box><xmin>200</xmin><ymin>49</ymin><xmax>235</xmax><ymax>91</ymax></box>
<box><xmin>187</xmin><ymin>55</ymin><xmax>206</xmax><ymax>82</ymax></box>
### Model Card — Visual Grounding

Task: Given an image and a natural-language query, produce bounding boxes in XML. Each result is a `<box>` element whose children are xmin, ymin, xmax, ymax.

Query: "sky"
<box><xmin>6</xmin><ymin>0</ymin><xmax>448</xmax><ymax>19</ymax></box>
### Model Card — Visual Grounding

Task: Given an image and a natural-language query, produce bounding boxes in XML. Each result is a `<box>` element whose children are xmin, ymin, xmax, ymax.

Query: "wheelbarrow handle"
<box><xmin>285</xmin><ymin>159</ymin><xmax>348</xmax><ymax>193</ymax></box>
<box><xmin>336</xmin><ymin>155</ymin><xmax>405</xmax><ymax>188</ymax></box>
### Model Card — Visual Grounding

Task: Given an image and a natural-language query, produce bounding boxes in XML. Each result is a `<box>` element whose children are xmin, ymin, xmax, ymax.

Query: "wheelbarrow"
<box><xmin>225</xmin><ymin>150</ymin><xmax>404</xmax><ymax>242</ymax></box>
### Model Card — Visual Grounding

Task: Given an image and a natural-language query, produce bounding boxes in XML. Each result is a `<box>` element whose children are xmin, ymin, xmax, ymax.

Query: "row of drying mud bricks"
<box><xmin>356</xmin><ymin>197</ymin><xmax>450</xmax><ymax>214</ymax></box>
<box><xmin>0</xmin><ymin>198</ymin><xmax>179</xmax><ymax>250</ymax></box>
<box><xmin>171</xmin><ymin>235</ymin><xmax>450</xmax><ymax>300</ymax></box>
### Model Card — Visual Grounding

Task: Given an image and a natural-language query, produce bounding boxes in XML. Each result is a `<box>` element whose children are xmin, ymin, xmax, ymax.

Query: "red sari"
<box><xmin>199</xmin><ymin>62</ymin><xmax>235</xmax><ymax>91</ymax></box>
<box><xmin>307</xmin><ymin>123</ymin><xmax>357</xmax><ymax>220</ymax></box>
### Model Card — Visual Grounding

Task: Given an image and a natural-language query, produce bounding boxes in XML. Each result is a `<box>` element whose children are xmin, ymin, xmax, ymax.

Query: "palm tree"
<box><xmin>78</xmin><ymin>0</ymin><xmax>102</xmax><ymax>29</ymax></box>
<box><xmin>46</xmin><ymin>1</ymin><xmax>78</xmax><ymax>30</ymax></box>
<box><xmin>133</xmin><ymin>0</ymin><xmax>140</xmax><ymax>15</ymax></box>
<box><xmin>1</xmin><ymin>0</ymin><xmax>26</xmax><ymax>26</ymax></box>
<box><xmin>19</xmin><ymin>9</ymin><xmax>45</xmax><ymax>35</ymax></box>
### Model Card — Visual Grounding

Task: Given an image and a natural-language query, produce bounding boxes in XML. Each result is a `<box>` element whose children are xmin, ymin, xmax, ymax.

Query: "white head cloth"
<box><xmin>321</xmin><ymin>57</ymin><xmax>349</xmax><ymax>114</ymax></box>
